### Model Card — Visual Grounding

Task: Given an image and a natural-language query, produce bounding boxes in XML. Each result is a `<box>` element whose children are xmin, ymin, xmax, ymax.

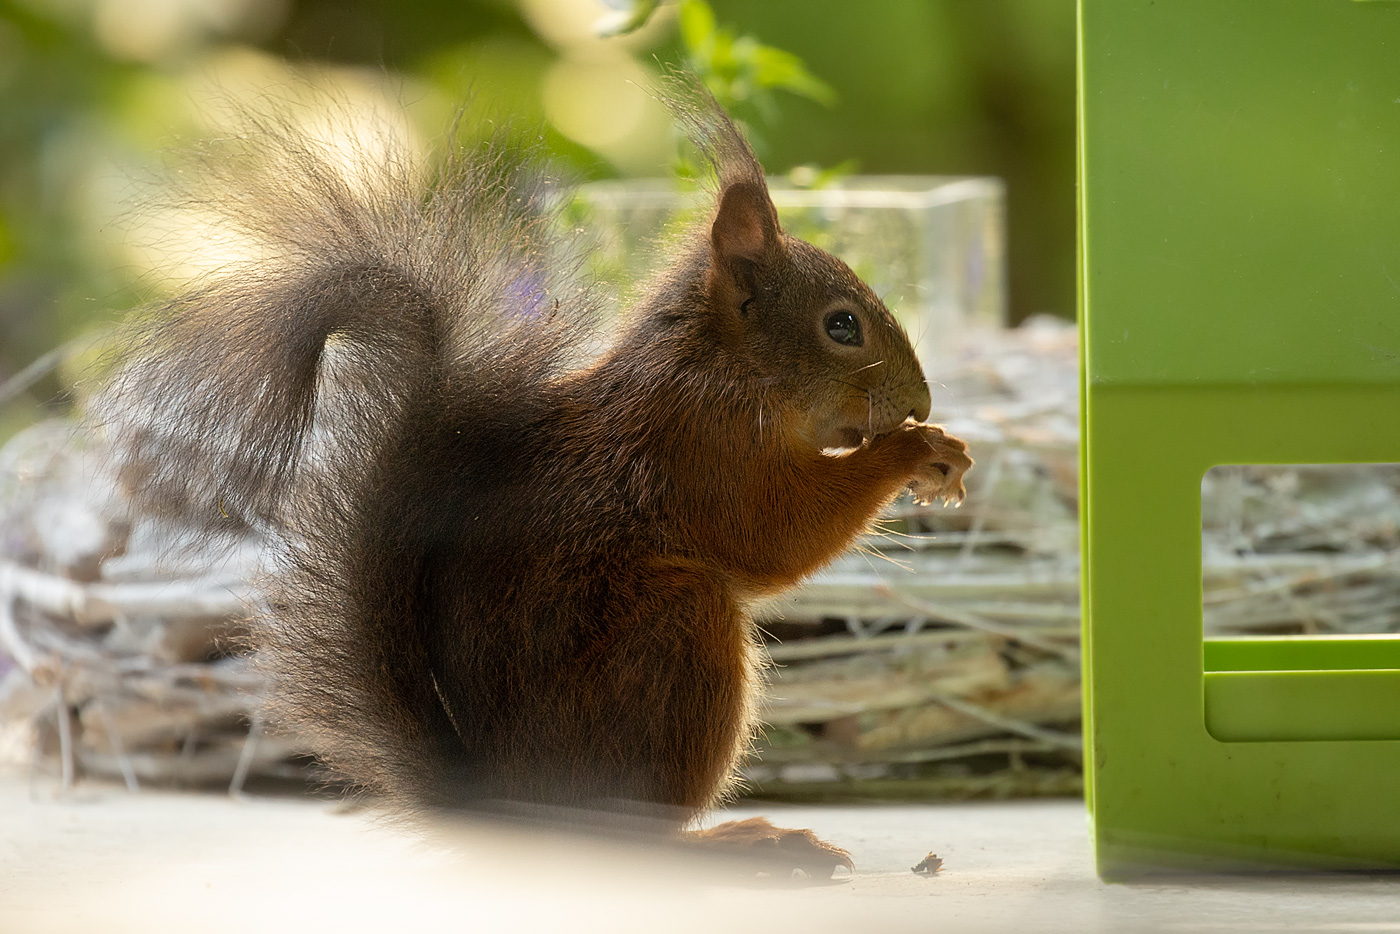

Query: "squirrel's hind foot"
<box><xmin>687</xmin><ymin>817</ymin><xmax>853</xmax><ymax>882</ymax></box>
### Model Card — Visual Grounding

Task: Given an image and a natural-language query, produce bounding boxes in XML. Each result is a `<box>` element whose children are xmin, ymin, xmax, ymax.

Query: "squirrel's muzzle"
<box><xmin>872</xmin><ymin>377</ymin><xmax>932</xmax><ymax>438</ymax></box>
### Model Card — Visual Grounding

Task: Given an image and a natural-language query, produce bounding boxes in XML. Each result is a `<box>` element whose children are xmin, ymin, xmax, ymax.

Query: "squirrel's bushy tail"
<box><xmin>93</xmin><ymin>104</ymin><xmax>592</xmax><ymax>534</ymax></box>
<box><xmin>88</xmin><ymin>103</ymin><xmax>598</xmax><ymax>805</ymax></box>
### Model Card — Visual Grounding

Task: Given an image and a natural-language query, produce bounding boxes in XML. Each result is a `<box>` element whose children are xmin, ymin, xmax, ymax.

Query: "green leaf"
<box><xmin>671</xmin><ymin>0</ymin><xmax>837</xmax><ymax>170</ymax></box>
<box><xmin>750</xmin><ymin>45</ymin><xmax>837</xmax><ymax>107</ymax></box>
<box><xmin>678</xmin><ymin>0</ymin><xmax>717</xmax><ymax>54</ymax></box>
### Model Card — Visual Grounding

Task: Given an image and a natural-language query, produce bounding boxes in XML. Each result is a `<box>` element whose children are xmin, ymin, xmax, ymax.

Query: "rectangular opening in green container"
<box><xmin>1202</xmin><ymin>463</ymin><xmax>1400</xmax><ymax>638</ymax></box>
<box><xmin>1202</xmin><ymin>465</ymin><xmax>1400</xmax><ymax>741</ymax></box>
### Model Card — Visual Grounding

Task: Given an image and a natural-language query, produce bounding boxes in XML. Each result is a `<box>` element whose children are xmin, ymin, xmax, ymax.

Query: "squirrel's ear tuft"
<box><xmin>658</xmin><ymin>70</ymin><xmax>781</xmax><ymax>296</ymax></box>
<box><xmin>712</xmin><ymin>181</ymin><xmax>778</xmax><ymax>269</ymax></box>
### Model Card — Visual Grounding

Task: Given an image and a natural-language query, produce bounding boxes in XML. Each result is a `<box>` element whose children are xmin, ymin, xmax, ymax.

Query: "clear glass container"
<box><xmin>569</xmin><ymin>176</ymin><xmax>1006</xmax><ymax>381</ymax></box>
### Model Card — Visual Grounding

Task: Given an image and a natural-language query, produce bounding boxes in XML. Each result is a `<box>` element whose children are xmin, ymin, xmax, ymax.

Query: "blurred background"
<box><xmin>0</xmin><ymin>0</ymin><xmax>1075</xmax><ymax>439</ymax></box>
<box><xmin>0</xmin><ymin>0</ymin><xmax>1086</xmax><ymax>801</ymax></box>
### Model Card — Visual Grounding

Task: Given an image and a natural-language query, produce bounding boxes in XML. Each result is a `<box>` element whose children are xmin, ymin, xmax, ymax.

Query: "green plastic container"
<box><xmin>1079</xmin><ymin>0</ymin><xmax>1400</xmax><ymax>878</ymax></box>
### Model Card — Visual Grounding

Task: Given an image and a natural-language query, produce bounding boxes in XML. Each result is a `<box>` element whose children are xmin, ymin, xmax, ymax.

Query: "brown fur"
<box><xmin>88</xmin><ymin>79</ymin><xmax>970</xmax><ymax>875</ymax></box>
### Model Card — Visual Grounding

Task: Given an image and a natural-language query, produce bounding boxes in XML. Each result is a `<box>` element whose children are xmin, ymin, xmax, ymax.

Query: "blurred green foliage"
<box><xmin>0</xmin><ymin>0</ymin><xmax>1074</xmax><ymax>435</ymax></box>
<box><xmin>667</xmin><ymin>0</ymin><xmax>837</xmax><ymax>182</ymax></box>
<box><xmin>678</xmin><ymin>0</ymin><xmax>835</xmax><ymax>115</ymax></box>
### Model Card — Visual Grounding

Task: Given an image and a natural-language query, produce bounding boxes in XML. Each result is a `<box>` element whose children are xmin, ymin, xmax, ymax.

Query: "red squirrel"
<box><xmin>92</xmin><ymin>80</ymin><xmax>971</xmax><ymax>878</ymax></box>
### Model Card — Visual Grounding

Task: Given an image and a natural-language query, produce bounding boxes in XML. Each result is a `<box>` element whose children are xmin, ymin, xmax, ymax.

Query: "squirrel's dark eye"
<box><xmin>824</xmin><ymin>310</ymin><xmax>863</xmax><ymax>347</ymax></box>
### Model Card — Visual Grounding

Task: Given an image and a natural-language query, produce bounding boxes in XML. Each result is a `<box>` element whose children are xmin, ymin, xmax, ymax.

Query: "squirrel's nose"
<box><xmin>908</xmin><ymin>380</ymin><xmax>931</xmax><ymax>423</ymax></box>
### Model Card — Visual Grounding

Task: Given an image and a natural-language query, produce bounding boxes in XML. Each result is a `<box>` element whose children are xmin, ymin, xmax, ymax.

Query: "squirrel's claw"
<box><xmin>907</xmin><ymin>424</ymin><xmax>972</xmax><ymax>507</ymax></box>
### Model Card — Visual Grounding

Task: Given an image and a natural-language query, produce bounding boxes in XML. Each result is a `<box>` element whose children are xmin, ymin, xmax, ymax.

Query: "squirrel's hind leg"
<box><xmin>686</xmin><ymin>817</ymin><xmax>853</xmax><ymax>881</ymax></box>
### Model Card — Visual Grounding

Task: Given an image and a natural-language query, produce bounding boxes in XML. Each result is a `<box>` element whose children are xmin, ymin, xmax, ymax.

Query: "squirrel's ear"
<box><xmin>710</xmin><ymin>181</ymin><xmax>779</xmax><ymax>289</ymax></box>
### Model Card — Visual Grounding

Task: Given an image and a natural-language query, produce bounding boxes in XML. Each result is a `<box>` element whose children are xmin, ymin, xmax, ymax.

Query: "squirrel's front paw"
<box><xmin>907</xmin><ymin>423</ymin><xmax>972</xmax><ymax>506</ymax></box>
